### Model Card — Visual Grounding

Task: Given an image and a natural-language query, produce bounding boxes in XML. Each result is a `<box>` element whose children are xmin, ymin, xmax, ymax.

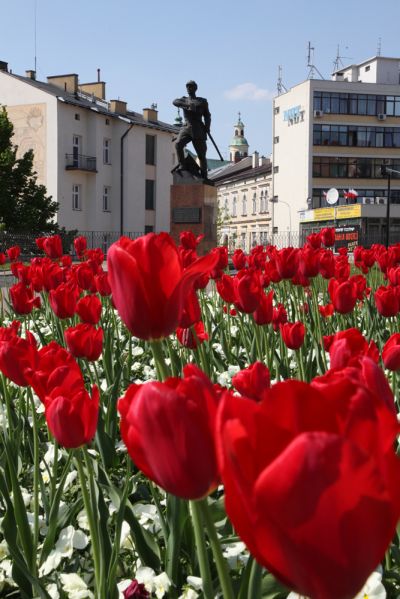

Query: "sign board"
<box><xmin>300</xmin><ymin>204</ymin><xmax>362</xmax><ymax>223</ymax></box>
<box><xmin>335</xmin><ymin>226</ymin><xmax>361</xmax><ymax>252</ymax></box>
<box><xmin>283</xmin><ymin>105</ymin><xmax>305</xmax><ymax>125</ymax></box>
<box><xmin>172</xmin><ymin>207</ymin><xmax>202</xmax><ymax>224</ymax></box>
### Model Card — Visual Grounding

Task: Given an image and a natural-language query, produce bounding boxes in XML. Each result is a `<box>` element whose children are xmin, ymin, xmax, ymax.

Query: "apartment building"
<box><xmin>272</xmin><ymin>56</ymin><xmax>400</xmax><ymax>244</ymax></box>
<box><xmin>0</xmin><ymin>61</ymin><xmax>177</xmax><ymax>234</ymax></box>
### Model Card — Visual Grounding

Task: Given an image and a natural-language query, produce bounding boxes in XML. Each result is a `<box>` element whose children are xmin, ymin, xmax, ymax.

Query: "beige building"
<box><xmin>210</xmin><ymin>142</ymin><xmax>272</xmax><ymax>252</ymax></box>
<box><xmin>0</xmin><ymin>60</ymin><xmax>177</xmax><ymax>236</ymax></box>
<box><xmin>272</xmin><ymin>56</ymin><xmax>400</xmax><ymax>244</ymax></box>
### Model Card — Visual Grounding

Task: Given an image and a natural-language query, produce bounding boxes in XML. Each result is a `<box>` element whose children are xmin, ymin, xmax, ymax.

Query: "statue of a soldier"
<box><xmin>173</xmin><ymin>81</ymin><xmax>211</xmax><ymax>180</ymax></box>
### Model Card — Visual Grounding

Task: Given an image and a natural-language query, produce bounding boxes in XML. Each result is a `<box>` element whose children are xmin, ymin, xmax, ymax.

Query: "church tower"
<box><xmin>229</xmin><ymin>112</ymin><xmax>249</xmax><ymax>162</ymax></box>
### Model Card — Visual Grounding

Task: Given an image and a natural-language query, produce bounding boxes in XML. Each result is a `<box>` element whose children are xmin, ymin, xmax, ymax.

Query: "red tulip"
<box><xmin>9</xmin><ymin>283</ymin><xmax>41</xmax><ymax>315</ymax></box>
<box><xmin>272</xmin><ymin>303</ymin><xmax>288</xmax><ymax>331</ymax></box>
<box><xmin>327</xmin><ymin>328</ymin><xmax>379</xmax><ymax>369</ymax></box>
<box><xmin>328</xmin><ymin>279</ymin><xmax>357</xmax><ymax>314</ymax></box>
<box><xmin>118</xmin><ymin>364</ymin><xmax>220</xmax><ymax>499</ymax></box>
<box><xmin>280</xmin><ymin>321</ymin><xmax>306</xmax><ymax>350</ymax></box>
<box><xmin>375</xmin><ymin>285</ymin><xmax>399</xmax><ymax>317</ymax></box>
<box><xmin>232</xmin><ymin>249</ymin><xmax>247</xmax><ymax>271</ymax></box>
<box><xmin>217</xmin><ymin>357</ymin><xmax>400</xmax><ymax>599</ymax></box>
<box><xmin>178</xmin><ymin>290</ymin><xmax>201</xmax><ymax>328</ymax></box>
<box><xmin>43</xmin><ymin>235</ymin><xmax>63</xmax><ymax>259</ymax></box>
<box><xmin>76</xmin><ymin>294</ymin><xmax>102</xmax><ymax>325</ymax></box>
<box><xmin>233</xmin><ymin>270</ymin><xmax>262</xmax><ymax>313</ymax></box>
<box><xmin>41</xmin><ymin>260</ymin><xmax>64</xmax><ymax>291</ymax></box>
<box><xmin>318</xmin><ymin>250</ymin><xmax>335</xmax><ymax>279</ymax></box>
<box><xmin>65</xmin><ymin>324</ymin><xmax>103</xmax><ymax>361</ymax></box>
<box><xmin>107</xmin><ymin>233</ymin><xmax>218</xmax><ymax>340</ymax></box>
<box><xmin>45</xmin><ymin>384</ymin><xmax>99</xmax><ymax>449</ymax></box>
<box><xmin>0</xmin><ymin>322</ymin><xmax>38</xmax><ymax>386</ymax></box>
<box><xmin>49</xmin><ymin>282</ymin><xmax>80</xmax><ymax>319</ymax></box>
<box><xmin>176</xmin><ymin>321</ymin><xmax>208</xmax><ymax>349</ymax></box>
<box><xmin>61</xmin><ymin>255</ymin><xmax>72</xmax><ymax>268</ymax></box>
<box><xmin>320</xmin><ymin>227</ymin><xmax>335</xmax><ymax>247</ymax></box>
<box><xmin>7</xmin><ymin>246</ymin><xmax>21</xmax><ymax>261</ymax></box>
<box><xmin>318</xmin><ymin>303</ymin><xmax>334</xmax><ymax>318</ymax></box>
<box><xmin>306</xmin><ymin>232</ymin><xmax>322</xmax><ymax>249</ymax></box>
<box><xmin>232</xmin><ymin>361</ymin><xmax>270</xmax><ymax>400</ymax></box>
<box><xmin>74</xmin><ymin>235</ymin><xmax>87</xmax><ymax>257</ymax></box>
<box><xmin>382</xmin><ymin>333</ymin><xmax>400</xmax><ymax>371</ymax></box>
<box><xmin>216</xmin><ymin>274</ymin><xmax>236</xmax><ymax>304</ymax></box>
<box><xmin>253</xmin><ymin>289</ymin><xmax>274</xmax><ymax>325</ymax></box>
<box><xmin>179</xmin><ymin>230</ymin><xmax>203</xmax><ymax>250</ymax></box>
<box><xmin>0</xmin><ymin>253</ymin><xmax>6</xmax><ymax>265</ymax></box>
<box><xmin>74</xmin><ymin>263</ymin><xmax>96</xmax><ymax>291</ymax></box>
<box><xmin>274</xmin><ymin>247</ymin><xmax>299</xmax><ymax>279</ymax></box>
<box><xmin>94</xmin><ymin>271</ymin><xmax>111</xmax><ymax>296</ymax></box>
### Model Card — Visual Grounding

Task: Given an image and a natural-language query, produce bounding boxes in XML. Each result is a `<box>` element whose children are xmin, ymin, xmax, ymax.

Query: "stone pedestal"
<box><xmin>170</xmin><ymin>171</ymin><xmax>217</xmax><ymax>254</ymax></box>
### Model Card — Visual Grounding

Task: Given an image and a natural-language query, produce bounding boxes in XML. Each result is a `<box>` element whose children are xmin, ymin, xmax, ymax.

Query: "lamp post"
<box><xmin>270</xmin><ymin>197</ymin><xmax>292</xmax><ymax>245</ymax></box>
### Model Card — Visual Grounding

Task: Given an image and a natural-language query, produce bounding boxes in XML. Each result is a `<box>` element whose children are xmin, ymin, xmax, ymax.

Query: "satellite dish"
<box><xmin>326</xmin><ymin>188</ymin><xmax>339</xmax><ymax>205</ymax></box>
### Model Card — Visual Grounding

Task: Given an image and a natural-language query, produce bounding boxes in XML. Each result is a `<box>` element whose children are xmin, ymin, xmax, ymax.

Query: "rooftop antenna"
<box><xmin>277</xmin><ymin>65</ymin><xmax>287</xmax><ymax>95</ymax></box>
<box><xmin>307</xmin><ymin>41</ymin><xmax>324</xmax><ymax>80</ymax></box>
<box><xmin>377</xmin><ymin>37</ymin><xmax>382</xmax><ymax>56</ymax></box>
<box><xmin>34</xmin><ymin>0</ymin><xmax>37</xmax><ymax>73</ymax></box>
<box><xmin>332</xmin><ymin>45</ymin><xmax>352</xmax><ymax>71</ymax></box>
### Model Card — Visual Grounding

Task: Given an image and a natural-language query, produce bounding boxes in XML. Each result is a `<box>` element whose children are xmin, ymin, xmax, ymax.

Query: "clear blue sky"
<box><xmin>2</xmin><ymin>0</ymin><xmax>400</xmax><ymax>160</ymax></box>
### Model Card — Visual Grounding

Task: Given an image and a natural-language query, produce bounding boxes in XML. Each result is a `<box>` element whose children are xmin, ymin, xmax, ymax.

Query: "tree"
<box><xmin>0</xmin><ymin>107</ymin><xmax>59</xmax><ymax>232</ymax></box>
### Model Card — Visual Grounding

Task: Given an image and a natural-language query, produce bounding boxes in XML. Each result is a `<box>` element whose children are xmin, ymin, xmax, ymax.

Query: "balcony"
<box><xmin>65</xmin><ymin>154</ymin><xmax>97</xmax><ymax>172</ymax></box>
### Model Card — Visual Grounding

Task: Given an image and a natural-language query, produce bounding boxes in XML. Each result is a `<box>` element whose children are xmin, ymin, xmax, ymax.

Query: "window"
<box><xmin>145</xmin><ymin>225</ymin><xmax>154</xmax><ymax>234</ymax></box>
<box><xmin>232</xmin><ymin>197</ymin><xmax>237</xmax><ymax>217</ymax></box>
<box><xmin>274</xmin><ymin>136</ymin><xmax>279</xmax><ymax>144</ymax></box>
<box><xmin>103</xmin><ymin>138</ymin><xmax>111</xmax><ymax>164</ymax></box>
<box><xmin>103</xmin><ymin>186</ymin><xmax>111</xmax><ymax>212</ymax></box>
<box><xmin>72</xmin><ymin>135</ymin><xmax>81</xmax><ymax>167</ymax></box>
<box><xmin>72</xmin><ymin>184</ymin><xmax>81</xmax><ymax>210</ymax></box>
<box><xmin>274</xmin><ymin>106</ymin><xmax>280</xmax><ymax>114</ymax></box>
<box><xmin>365</xmin><ymin>65</ymin><xmax>371</xmax><ymax>72</ymax></box>
<box><xmin>105</xmin><ymin>118</ymin><xmax>110</xmax><ymax>125</ymax></box>
<box><xmin>145</xmin><ymin>179</ymin><xmax>155</xmax><ymax>210</ymax></box>
<box><xmin>260</xmin><ymin>191</ymin><xmax>264</xmax><ymax>213</ymax></box>
<box><xmin>252</xmin><ymin>194</ymin><xmax>257</xmax><ymax>214</ymax></box>
<box><xmin>242</xmin><ymin>195</ymin><xmax>247</xmax><ymax>216</ymax></box>
<box><xmin>146</xmin><ymin>135</ymin><xmax>156</xmax><ymax>165</ymax></box>
<box><xmin>273</xmin><ymin>166</ymin><xmax>279</xmax><ymax>174</ymax></box>
<box><xmin>74</xmin><ymin>113</ymin><xmax>80</xmax><ymax>121</ymax></box>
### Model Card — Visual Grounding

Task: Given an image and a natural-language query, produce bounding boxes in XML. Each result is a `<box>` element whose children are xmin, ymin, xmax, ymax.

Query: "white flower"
<box><xmin>353</xmin><ymin>570</ymin><xmax>386</xmax><ymax>599</ymax></box>
<box><xmin>230</xmin><ymin>325</ymin><xmax>239</xmax><ymax>337</ymax></box>
<box><xmin>60</xmin><ymin>573</ymin><xmax>94</xmax><ymax>599</ymax></box>
<box><xmin>64</xmin><ymin>470</ymin><xmax>78</xmax><ymax>489</ymax></box>
<box><xmin>153</xmin><ymin>572</ymin><xmax>171</xmax><ymax>598</ymax></box>
<box><xmin>119</xmin><ymin>521</ymin><xmax>133</xmax><ymax>549</ymax></box>
<box><xmin>136</xmin><ymin>566</ymin><xmax>156</xmax><ymax>592</ymax></box>
<box><xmin>179</xmin><ymin>588</ymin><xmax>199</xmax><ymax>599</ymax></box>
<box><xmin>132</xmin><ymin>346</ymin><xmax>144</xmax><ymax>357</ymax></box>
<box><xmin>77</xmin><ymin>509</ymin><xmax>90</xmax><ymax>531</ymax></box>
<box><xmin>222</xmin><ymin>542</ymin><xmax>249</xmax><ymax>569</ymax></box>
<box><xmin>39</xmin><ymin>526</ymin><xmax>88</xmax><ymax>576</ymax></box>
<box><xmin>132</xmin><ymin>503</ymin><xmax>161</xmax><ymax>533</ymax></box>
<box><xmin>117</xmin><ymin>579</ymin><xmax>134</xmax><ymax>598</ymax></box>
<box><xmin>186</xmin><ymin>576</ymin><xmax>203</xmax><ymax>590</ymax></box>
<box><xmin>46</xmin><ymin>583</ymin><xmax>60</xmax><ymax>599</ymax></box>
<box><xmin>132</xmin><ymin>361</ymin><xmax>143</xmax><ymax>371</ymax></box>
<box><xmin>0</xmin><ymin>540</ymin><xmax>8</xmax><ymax>560</ymax></box>
<box><xmin>217</xmin><ymin>371</ymin><xmax>230</xmax><ymax>386</ymax></box>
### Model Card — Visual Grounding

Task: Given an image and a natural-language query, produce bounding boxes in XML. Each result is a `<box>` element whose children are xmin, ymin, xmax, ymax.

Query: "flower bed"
<box><xmin>0</xmin><ymin>230</ymin><xmax>399</xmax><ymax>598</ymax></box>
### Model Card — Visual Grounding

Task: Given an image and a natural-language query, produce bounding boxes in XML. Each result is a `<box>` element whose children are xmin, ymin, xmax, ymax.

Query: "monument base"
<box><xmin>170</xmin><ymin>175</ymin><xmax>217</xmax><ymax>254</ymax></box>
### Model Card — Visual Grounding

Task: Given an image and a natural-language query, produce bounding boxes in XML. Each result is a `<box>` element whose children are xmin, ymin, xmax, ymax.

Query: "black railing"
<box><xmin>65</xmin><ymin>154</ymin><xmax>97</xmax><ymax>172</ymax></box>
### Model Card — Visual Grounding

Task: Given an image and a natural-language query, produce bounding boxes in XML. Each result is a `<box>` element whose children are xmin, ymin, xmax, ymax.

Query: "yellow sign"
<box><xmin>336</xmin><ymin>204</ymin><xmax>361</xmax><ymax>219</ymax></box>
<box><xmin>300</xmin><ymin>204</ymin><xmax>362</xmax><ymax>223</ymax></box>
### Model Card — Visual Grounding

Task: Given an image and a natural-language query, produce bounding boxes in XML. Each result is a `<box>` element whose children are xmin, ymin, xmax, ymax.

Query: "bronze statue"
<box><xmin>173</xmin><ymin>81</ymin><xmax>211</xmax><ymax>179</ymax></box>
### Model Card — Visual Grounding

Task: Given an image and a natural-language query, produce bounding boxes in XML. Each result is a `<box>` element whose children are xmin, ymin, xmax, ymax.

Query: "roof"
<box><xmin>3</xmin><ymin>71</ymin><xmax>178</xmax><ymax>135</ymax></box>
<box><xmin>209</xmin><ymin>156</ymin><xmax>271</xmax><ymax>184</ymax></box>
<box><xmin>230</xmin><ymin>136</ymin><xmax>249</xmax><ymax>147</ymax></box>
<box><xmin>332</xmin><ymin>55</ymin><xmax>400</xmax><ymax>75</ymax></box>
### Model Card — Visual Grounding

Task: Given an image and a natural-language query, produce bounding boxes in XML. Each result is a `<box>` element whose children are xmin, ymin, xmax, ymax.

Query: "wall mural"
<box><xmin>7</xmin><ymin>103</ymin><xmax>46</xmax><ymax>185</ymax></box>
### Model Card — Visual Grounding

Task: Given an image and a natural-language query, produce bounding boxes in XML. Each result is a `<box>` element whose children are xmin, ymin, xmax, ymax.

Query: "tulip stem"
<box><xmin>247</xmin><ymin>559</ymin><xmax>263</xmax><ymax>599</ymax></box>
<box><xmin>75</xmin><ymin>449</ymin><xmax>104</xmax><ymax>598</ymax></box>
<box><xmin>190</xmin><ymin>500</ymin><xmax>214</xmax><ymax>599</ymax></box>
<box><xmin>27</xmin><ymin>389</ymin><xmax>39</xmax><ymax>576</ymax></box>
<box><xmin>199</xmin><ymin>498</ymin><xmax>235</xmax><ymax>599</ymax></box>
<box><xmin>150</xmin><ymin>340</ymin><xmax>170</xmax><ymax>381</ymax></box>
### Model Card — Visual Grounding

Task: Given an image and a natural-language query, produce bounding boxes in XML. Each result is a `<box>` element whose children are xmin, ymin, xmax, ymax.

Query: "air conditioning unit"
<box><xmin>313</xmin><ymin>109</ymin><xmax>324</xmax><ymax>118</ymax></box>
<box><xmin>376</xmin><ymin>196</ymin><xmax>387</xmax><ymax>205</ymax></box>
<box><xmin>377</xmin><ymin>113</ymin><xmax>387</xmax><ymax>121</ymax></box>
<box><xmin>362</xmin><ymin>197</ymin><xmax>375</xmax><ymax>205</ymax></box>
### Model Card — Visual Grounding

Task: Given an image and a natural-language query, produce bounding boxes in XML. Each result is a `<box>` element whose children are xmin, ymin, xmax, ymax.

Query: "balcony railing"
<box><xmin>65</xmin><ymin>154</ymin><xmax>97</xmax><ymax>172</ymax></box>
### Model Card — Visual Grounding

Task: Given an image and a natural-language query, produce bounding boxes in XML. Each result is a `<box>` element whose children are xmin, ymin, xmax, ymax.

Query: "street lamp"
<box><xmin>380</xmin><ymin>164</ymin><xmax>400</xmax><ymax>247</ymax></box>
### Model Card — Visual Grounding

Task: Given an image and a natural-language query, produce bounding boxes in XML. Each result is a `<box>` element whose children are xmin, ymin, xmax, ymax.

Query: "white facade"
<box><xmin>272</xmin><ymin>56</ymin><xmax>400</xmax><ymax>235</ymax></box>
<box><xmin>211</xmin><ymin>154</ymin><xmax>272</xmax><ymax>252</ymax></box>
<box><xmin>0</xmin><ymin>66</ymin><xmax>176</xmax><ymax>233</ymax></box>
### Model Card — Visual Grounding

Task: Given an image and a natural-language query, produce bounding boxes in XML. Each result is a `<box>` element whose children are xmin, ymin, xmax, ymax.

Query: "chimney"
<box><xmin>143</xmin><ymin>104</ymin><xmax>158</xmax><ymax>121</ymax></box>
<box><xmin>252</xmin><ymin>151</ymin><xmax>259</xmax><ymax>168</ymax></box>
<box><xmin>25</xmin><ymin>70</ymin><xmax>36</xmax><ymax>80</ymax></box>
<box><xmin>80</xmin><ymin>81</ymin><xmax>106</xmax><ymax>100</ymax></box>
<box><xmin>97</xmin><ymin>68</ymin><xmax>101</xmax><ymax>82</ymax></box>
<box><xmin>47</xmin><ymin>73</ymin><xmax>78</xmax><ymax>93</ymax></box>
<box><xmin>0</xmin><ymin>61</ymin><xmax>8</xmax><ymax>72</ymax></box>
<box><xmin>110</xmin><ymin>99</ymin><xmax>127</xmax><ymax>115</ymax></box>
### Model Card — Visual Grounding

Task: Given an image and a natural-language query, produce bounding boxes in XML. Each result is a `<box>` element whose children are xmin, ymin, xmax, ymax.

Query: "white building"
<box><xmin>272</xmin><ymin>56</ymin><xmax>400</xmax><ymax>244</ymax></box>
<box><xmin>0</xmin><ymin>61</ymin><xmax>177</xmax><ymax>234</ymax></box>
<box><xmin>210</xmin><ymin>118</ymin><xmax>271</xmax><ymax>251</ymax></box>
